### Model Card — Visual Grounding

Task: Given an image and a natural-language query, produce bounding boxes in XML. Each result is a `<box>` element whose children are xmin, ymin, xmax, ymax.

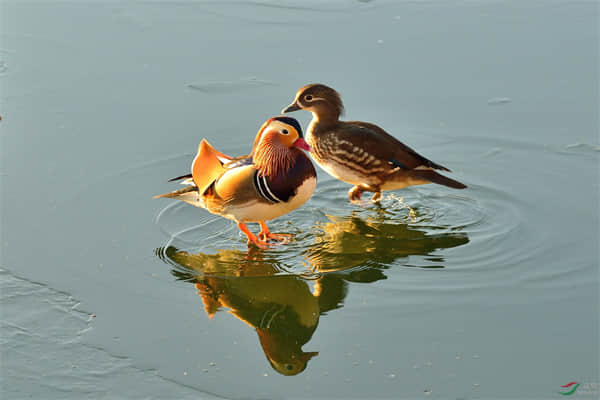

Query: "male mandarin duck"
<box><xmin>154</xmin><ymin>116</ymin><xmax>316</xmax><ymax>248</ymax></box>
<box><xmin>282</xmin><ymin>84</ymin><xmax>466</xmax><ymax>202</ymax></box>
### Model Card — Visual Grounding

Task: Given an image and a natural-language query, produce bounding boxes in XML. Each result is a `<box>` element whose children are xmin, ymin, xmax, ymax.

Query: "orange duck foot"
<box><xmin>258</xmin><ymin>221</ymin><xmax>291</xmax><ymax>243</ymax></box>
<box><xmin>237</xmin><ymin>222</ymin><xmax>273</xmax><ymax>249</ymax></box>
<box><xmin>348</xmin><ymin>186</ymin><xmax>364</xmax><ymax>202</ymax></box>
<box><xmin>371</xmin><ymin>191</ymin><xmax>382</xmax><ymax>202</ymax></box>
<box><xmin>349</xmin><ymin>185</ymin><xmax>382</xmax><ymax>204</ymax></box>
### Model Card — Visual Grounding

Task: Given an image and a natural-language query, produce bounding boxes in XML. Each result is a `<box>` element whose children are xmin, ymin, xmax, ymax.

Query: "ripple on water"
<box><xmin>154</xmin><ymin>136</ymin><xmax>597</xmax><ymax>297</ymax></box>
<box><xmin>155</xmin><ymin>173</ymin><xmax>493</xmax><ymax>279</ymax></box>
<box><xmin>186</xmin><ymin>77</ymin><xmax>276</xmax><ymax>94</ymax></box>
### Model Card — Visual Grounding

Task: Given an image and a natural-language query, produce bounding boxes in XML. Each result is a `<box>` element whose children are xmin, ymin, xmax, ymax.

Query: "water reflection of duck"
<box><xmin>165</xmin><ymin>247</ymin><xmax>335</xmax><ymax>375</ymax></box>
<box><xmin>196</xmin><ymin>274</ymin><xmax>319</xmax><ymax>375</ymax></box>
<box><xmin>160</xmin><ymin>210</ymin><xmax>468</xmax><ymax>374</ymax></box>
<box><xmin>307</xmin><ymin>208</ymin><xmax>469</xmax><ymax>272</ymax></box>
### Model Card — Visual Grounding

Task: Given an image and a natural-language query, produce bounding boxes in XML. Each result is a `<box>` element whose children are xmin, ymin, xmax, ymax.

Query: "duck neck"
<box><xmin>310</xmin><ymin>108</ymin><xmax>339</xmax><ymax>131</ymax></box>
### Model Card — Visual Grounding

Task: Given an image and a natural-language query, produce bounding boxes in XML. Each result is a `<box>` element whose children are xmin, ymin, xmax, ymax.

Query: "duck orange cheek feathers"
<box><xmin>154</xmin><ymin>116</ymin><xmax>317</xmax><ymax>249</ymax></box>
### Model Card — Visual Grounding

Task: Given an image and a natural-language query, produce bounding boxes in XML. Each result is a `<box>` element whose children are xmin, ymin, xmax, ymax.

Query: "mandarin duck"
<box><xmin>282</xmin><ymin>84</ymin><xmax>466</xmax><ymax>202</ymax></box>
<box><xmin>155</xmin><ymin>116</ymin><xmax>316</xmax><ymax>248</ymax></box>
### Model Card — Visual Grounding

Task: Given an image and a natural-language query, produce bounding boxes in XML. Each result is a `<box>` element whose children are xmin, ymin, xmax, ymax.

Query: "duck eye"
<box><xmin>286</xmin><ymin>364</ymin><xmax>294</xmax><ymax>371</ymax></box>
<box><xmin>304</xmin><ymin>95</ymin><xmax>313</xmax><ymax>101</ymax></box>
<box><xmin>281</xmin><ymin>129</ymin><xmax>289</xmax><ymax>135</ymax></box>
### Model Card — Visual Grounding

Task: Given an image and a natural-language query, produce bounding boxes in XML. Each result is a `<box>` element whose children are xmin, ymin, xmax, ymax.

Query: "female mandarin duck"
<box><xmin>155</xmin><ymin>116</ymin><xmax>316</xmax><ymax>248</ymax></box>
<box><xmin>282</xmin><ymin>84</ymin><xmax>466</xmax><ymax>202</ymax></box>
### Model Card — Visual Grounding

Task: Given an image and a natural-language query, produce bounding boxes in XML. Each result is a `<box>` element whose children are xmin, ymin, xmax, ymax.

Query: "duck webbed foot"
<box><xmin>258</xmin><ymin>221</ymin><xmax>291</xmax><ymax>244</ymax></box>
<box><xmin>237</xmin><ymin>222</ymin><xmax>272</xmax><ymax>249</ymax></box>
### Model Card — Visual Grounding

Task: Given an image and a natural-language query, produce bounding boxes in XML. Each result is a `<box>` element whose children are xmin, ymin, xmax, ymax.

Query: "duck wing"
<box><xmin>337</xmin><ymin>121</ymin><xmax>450</xmax><ymax>172</ymax></box>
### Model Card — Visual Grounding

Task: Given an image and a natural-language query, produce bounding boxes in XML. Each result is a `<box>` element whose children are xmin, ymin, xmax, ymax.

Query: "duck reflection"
<box><xmin>307</xmin><ymin>208</ymin><xmax>469</xmax><ymax>272</ymax></box>
<box><xmin>160</xmin><ymin>210</ymin><xmax>468</xmax><ymax>375</ymax></box>
<box><xmin>165</xmin><ymin>247</ymin><xmax>334</xmax><ymax>375</ymax></box>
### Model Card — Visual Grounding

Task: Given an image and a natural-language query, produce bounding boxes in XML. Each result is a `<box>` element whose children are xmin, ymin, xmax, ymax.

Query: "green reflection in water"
<box><xmin>160</xmin><ymin>211</ymin><xmax>468</xmax><ymax>375</ymax></box>
<box><xmin>306</xmin><ymin>208</ymin><xmax>470</xmax><ymax>272</ymax></box>
<box><xmin>165</xmin><ymin>247</ymin><xmax>329</xmax><ymax>376</ymax></box>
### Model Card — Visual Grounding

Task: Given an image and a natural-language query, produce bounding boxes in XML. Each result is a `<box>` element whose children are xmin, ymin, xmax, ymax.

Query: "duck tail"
<box><xmin>153</xmin><ymin>185</ymin><xmax>197</xmax><ymax>199</ymax></box>
<box><xmin>410</xmin><ymin>169</ymin><xmax>467</xmax><ymax>189</ymax></box>
<box><xmin>167</xmin><ymin>173</ymin><xmax>192</xmax><ymax>182</ymax></box>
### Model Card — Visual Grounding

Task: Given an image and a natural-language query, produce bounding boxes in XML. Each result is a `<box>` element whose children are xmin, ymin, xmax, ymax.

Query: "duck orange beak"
<box><xmin>282</xmin><ymin>102</ymin><xmax>301</xmax><ymax>114</ymax></box>
<box><xmin>293</xmin><ymin>137</ymin><xmax>312</xmax><ymax>152</ymax></box>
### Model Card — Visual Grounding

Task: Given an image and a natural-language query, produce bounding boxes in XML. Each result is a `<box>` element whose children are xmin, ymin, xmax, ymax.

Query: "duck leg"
<box><xmin>237</xmin><ymin>222</ymin><xmax>271</xmax><ymax>249</ymax></box>
<box><xmin>348</xmin><ymin>186</ymin><xmax>365</xmax><ymax>202</ymax></box>
<box><xmin>349</xmin><ymin>185</ymin><xmax>382</xmax><ymax>203</ymax></box>
<box><xmin>371</xmin><ymin>190</ymin><xmax>382</xmax><ymax>202</ymax></box>
<box><xmin>258</xmin><ymin>221</ymin><xmax>291</xmax><ymax>243</ymax></box>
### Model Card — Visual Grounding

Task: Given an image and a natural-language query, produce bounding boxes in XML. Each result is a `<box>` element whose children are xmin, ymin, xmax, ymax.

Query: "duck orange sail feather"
<box><xmin>191</xmin><ymin>139</ymin><xmax>227</xmax><ymax>196</ymax></box>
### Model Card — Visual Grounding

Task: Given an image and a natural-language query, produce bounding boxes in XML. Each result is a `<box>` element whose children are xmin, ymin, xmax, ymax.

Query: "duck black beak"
<box><xmin>282</xmin><ymin>102</ymin><xmax>301</xmax><ymax>114</ymax></box>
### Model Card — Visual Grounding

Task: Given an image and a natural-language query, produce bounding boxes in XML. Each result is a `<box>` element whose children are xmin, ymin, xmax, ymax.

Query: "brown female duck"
<box><xmin>282</xmin><ymin>84</ymin><xmax>466</xmax><ymax>202</ymax></box>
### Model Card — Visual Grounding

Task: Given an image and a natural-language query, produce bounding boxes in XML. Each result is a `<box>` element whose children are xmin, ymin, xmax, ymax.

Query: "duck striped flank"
<box><xmin>253</xmin><ymin>171</ymin><xmax>283</xmax><ymax>203</ymax></box>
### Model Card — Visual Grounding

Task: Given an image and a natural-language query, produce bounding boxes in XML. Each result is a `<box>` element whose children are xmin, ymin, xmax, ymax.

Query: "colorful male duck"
<box><xmin>155</xmin><ymin>117</ymin><xmax>316</xmax><ymax>248</ymax></box>
<box><xmin>282</xmin><ymin>84</ymin><xmax>466</xmax><ymax>202</ymax></box>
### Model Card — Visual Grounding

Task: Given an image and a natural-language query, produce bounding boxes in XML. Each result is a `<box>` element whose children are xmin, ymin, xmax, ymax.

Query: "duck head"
<box><xmin>282</xmin><ymin>83</ymin><xmax>344</xmax><ymax>122</ymax></box>
<box><xmin>257</xmin><ymin>328</ymin><xmax>319</xmax><ymax>376</ymax></box>
<box><xmin>251</xmin><ymin>116</ymin><xmax>312</xmax><ymax>177</ymax></box>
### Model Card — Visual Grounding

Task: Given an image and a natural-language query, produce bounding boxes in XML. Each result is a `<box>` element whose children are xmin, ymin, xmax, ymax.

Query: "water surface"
<box><xmin>1</xmin><ymin>1</ymin><xmax>598</xmax><ymax>399</ymax></box>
